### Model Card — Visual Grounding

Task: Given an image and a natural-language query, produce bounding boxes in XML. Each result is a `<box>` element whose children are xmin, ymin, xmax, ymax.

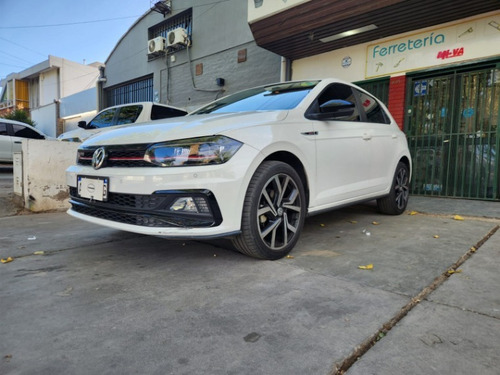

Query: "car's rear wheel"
<box><xmin>232</xmin><ymin>161</ymin><xmax>306</xmax><ymax>260</ymax></box>
<box><xmin>377</xmin><ymin>161</ymin><xmax>410</xmax><ymax>215</ymax></box>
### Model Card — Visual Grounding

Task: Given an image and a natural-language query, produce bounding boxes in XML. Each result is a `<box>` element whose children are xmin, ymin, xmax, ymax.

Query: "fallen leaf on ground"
<box><xmin>448</xmin><ymin>269</ymin><xmax>462</xmax><ymax>275</ymax></box>
<box><xmin>1</xmin><ymin>257</ymin><xmax>14</xmax><ymax>264</ymax></box>
<box><xmin>409</xmin><ymin>211</ymin><xmax>418</xmax><ymax>215</ymax></box>
<box><xmin>286</xmin><ymin>255</ymin><xmax>295</xmax><ymax>259</ymax></box>
<box><xmin>372</xmin><ymin>221</ymin><xmax>380</xmax><ymax>225</ymax></box>
<box><xmin>433</xmin><ymin>235</ymin><xmax>440</xmax><ymax>239</ymax></box>
<box><xmin>453</xmin><ymin>215</ymin><xmax>465</xmax><ymax>221</ymax></box>
<box><xmin>348</xmin><ymin>220</ymin><xmax>358</xmax><ymax>224</ymax></box>
<box><xmin>33</xmin><ymin>251</ymin><xmax>45</xmax><ymax>255</ymax></box>
<box><xmin>358</xmin><ymin>264</ymin><xmax>373</xmax><ymax>270</ymax></box>
<box><xmin>320</xmin><ymin>223</ymin><xmax>325</xmax><ymax>227</ymax></box>
<box><xmin>470</xmin><ymin>246</ymin><xmax>477</xmax><ymax>252</ymax></box>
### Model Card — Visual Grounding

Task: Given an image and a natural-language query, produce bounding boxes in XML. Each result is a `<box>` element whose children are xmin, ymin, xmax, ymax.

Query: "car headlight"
<box><xmin>144</xmin><ymin>136</ymin><xmax>242</xmax><ymax>167</ymax></box>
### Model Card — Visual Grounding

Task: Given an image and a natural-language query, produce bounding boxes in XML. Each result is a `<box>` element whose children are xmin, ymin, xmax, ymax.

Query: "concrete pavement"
<box><xmin>0</xmin><ymin>166</ymin><xmax>499</xmax><ymax>374</ymax></box>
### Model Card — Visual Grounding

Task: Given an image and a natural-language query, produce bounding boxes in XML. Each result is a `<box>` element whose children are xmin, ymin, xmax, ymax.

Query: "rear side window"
<box><xmin>89</xmin><ymin>108</ymin><xmax>117</xmax><ymax>128</ymax></box>
<box><xmin>151</xmin><ymin>105</ymin><xmax>187</xmax><ymax>120</ymax></box>
<box><xmin>116</xmin><ymin>105</ymin><xmax>143</xmax><ymax>125</ymax></box>
<box><xmin>355</xmin><ymin>89</ymin><xmax>390</xmax><ymax>124</ymax></box>
<box><xmin>0</xmin><ymin>123</ymin><xmax>8</xmax><ymax>135</ymax></box>
<box><xmin>12</xmin><ymin>124</ymin><xmax>44</xmax><ymax>139</ymax></box>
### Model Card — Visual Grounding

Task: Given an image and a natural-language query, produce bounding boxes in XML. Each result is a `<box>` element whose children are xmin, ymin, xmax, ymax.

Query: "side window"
<box><xmin>116</xmin><ymin>105</ymin><xmax>143</xmax><ymax>125</ymax></box>
<box><xmin>313</xmin><ymin>83</ymin><xmax>360</xmax><ymax>121</ymax></box>
<box><xmin>88</xmin><ymin>108</ymin><xmax>117</xmax><ymax>128</ymax></box>
<box><xmin>12</xmin><ymin>124</ymin><xmax>44</xmax><ymax>139</ymax></box>
<box><xmin>0</xmin><ymin>123</ymin><xmax>8</xmax><ymax>136</ymax></box>
<box><xmin>151</xmin><ymin>105</ymin><xmax>187</xmax><ymax>120</ymax></box>
<box><xmin>355</xmin><ymin>89</ymin><xmax>390</xmax><ymax>124</ymax></box>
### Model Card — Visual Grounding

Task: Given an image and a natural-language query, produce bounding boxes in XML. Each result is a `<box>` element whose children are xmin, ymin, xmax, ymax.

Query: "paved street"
<box><xmin>1</xmin><ymin>166</ymin><xmax>499</xmax><ymax>374</ymax></box>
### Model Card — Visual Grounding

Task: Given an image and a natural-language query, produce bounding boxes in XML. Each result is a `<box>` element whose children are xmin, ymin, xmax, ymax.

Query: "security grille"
<box><xmin>406</xmin><ymin>65</ymin><xmax>499</xmax><ymax>200</ymax></box>
<box><xmin>356</xmin><ymin>78</ymin><xmax>390</xmax><ymax>105</ymax></box>
<box><xmin>105</xmin><ymin>76</ymin><xmax>153</xmax><ymax>106</ymax></box>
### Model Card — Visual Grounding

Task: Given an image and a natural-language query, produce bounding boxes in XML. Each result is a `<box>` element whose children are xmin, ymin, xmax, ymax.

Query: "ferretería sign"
<box><xmin>366</xmin><ymin>12</ymin><xmax>500</xmax><ymax>78</ymax></box>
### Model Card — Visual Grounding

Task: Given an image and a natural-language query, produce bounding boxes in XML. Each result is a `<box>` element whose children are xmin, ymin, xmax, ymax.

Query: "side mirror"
<box><xmin>308</xmin><ymin>99</ymin><xmax>356</xmax><ymax>120</ymax></box>
<box><xmin>78</xmin><ymin>120</ymin><xmax>87</xmax><ymax>129</ymax></box>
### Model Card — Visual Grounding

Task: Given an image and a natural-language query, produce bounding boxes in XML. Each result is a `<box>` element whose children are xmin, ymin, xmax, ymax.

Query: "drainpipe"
<box><xmin>54</xmin><ymin>99</ymin><xmax>62</xmax><ymax>136</ymax></box>
<box><xmin>280</xmin><ymin>57</ymin><xmax>292</xmax><ymax>82</ymax></box>
<box><xmin>97</xmin><ymin>66</ymin><xmax>107</xmax><ymax>111</ymax></box>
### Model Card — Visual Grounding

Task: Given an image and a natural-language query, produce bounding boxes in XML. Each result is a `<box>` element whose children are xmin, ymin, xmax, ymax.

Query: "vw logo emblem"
<box><xmin>92</xmin><ymin>147</ymin><xmax>107</xmax><ymax>170</ymax></box>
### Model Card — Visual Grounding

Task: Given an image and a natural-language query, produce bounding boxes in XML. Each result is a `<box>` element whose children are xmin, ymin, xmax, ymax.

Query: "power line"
<box><xmin>0</xmin><ymin>36</ymin><xmax>47</xmax><ymax>57</ymax></box>
<box><xmin>0</xmin><ymin>49</ymin><xmax>37</xmax><ymax>65</ymax></box>
<box><xmin>0</xmin><ymin>15</ymin><xmax>141</xmax><ymax>29</ymax></box>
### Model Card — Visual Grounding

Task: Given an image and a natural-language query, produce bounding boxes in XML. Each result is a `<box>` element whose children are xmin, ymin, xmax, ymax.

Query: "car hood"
<box><xmin>58</xmin><ymin>127</ymin><xmax>101</xmax><ymax>142</ymax></box>
<box><xmin>81</xmin><ymin>111</ymin><xmax>289</xmax><ymax>146</ymax></box>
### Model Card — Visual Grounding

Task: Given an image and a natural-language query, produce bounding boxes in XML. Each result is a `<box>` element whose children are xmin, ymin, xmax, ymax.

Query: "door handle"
<box><xmin>362</xmin><ymin>133</ymin><xmax>372</xmax><ymax>140</ymax></box>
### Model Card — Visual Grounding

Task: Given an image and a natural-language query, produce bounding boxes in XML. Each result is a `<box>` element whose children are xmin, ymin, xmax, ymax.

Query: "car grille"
<box><xmin>77</xmin><ymin>144</ymin><xmax>154</xmax><ymax>168</ymax></box>
<box><xmin>68</xmin><ymin>187</ymin><xmax>222</xmax><ymax>228</ymax></box>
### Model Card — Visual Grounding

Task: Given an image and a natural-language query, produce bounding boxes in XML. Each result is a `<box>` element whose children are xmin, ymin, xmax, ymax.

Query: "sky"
<box><xmin>0</xmin><ymin>0</ymin><xmax>153</xmax><ymax>81</ymax></box>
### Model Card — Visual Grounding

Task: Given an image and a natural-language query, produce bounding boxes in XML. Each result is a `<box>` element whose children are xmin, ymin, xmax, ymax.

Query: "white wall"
<box><xmin>60</xmin><ymin>88</ymin><xmax>98</xmax><ymax>133</ymax></box>
<box><xmin>58</xmin><ymin>58</ymin><xmax>101</xmax><ymax>98</ymax></box>
<box><xmin>292</xmin><ymin>44</ymin><xmax>367</xmax><ymax>82</ymax></box>
<box><xmin>16</xmin><ymin>139</ymin><xmax>79</xmax><ymax>212</ymax></box>
<box><xmin>40</xmin><ymin>69</ymin><xmax>59</xmax><ymax>106</ymax></box>
<box><xmin>31</xmin><ymin>103</ymin><xmax>57</xmax><ymax>137</ymax></box>
<box><xmin>62</xmin><ymin>110</ymin><xmax>97</xmax><ymax>133</ymax></box>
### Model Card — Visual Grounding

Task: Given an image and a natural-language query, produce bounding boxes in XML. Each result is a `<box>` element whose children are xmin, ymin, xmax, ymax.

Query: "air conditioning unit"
<box><xmin>148</xmin><ymin>37</ymin><xmax>166</xmax><ymax>54</ymax></box>
<box><xmin>167</xmin><ymin>27</ymin><xmax>188</xmax><ymax>47</ymax></box>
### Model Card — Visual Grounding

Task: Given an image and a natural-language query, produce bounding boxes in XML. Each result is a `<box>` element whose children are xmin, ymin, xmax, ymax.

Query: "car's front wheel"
<box><xmin>232</xmin><ymin>161</ymin><xmax>306</xmax><ymax>260</ymax></box>
<box><xmin>377</xmin><ymin>161</ymin><xmax>410</xmax><ymax>215</ymax></box>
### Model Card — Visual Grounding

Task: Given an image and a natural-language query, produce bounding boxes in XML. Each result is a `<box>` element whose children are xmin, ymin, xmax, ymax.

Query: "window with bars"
<box><xmin>149</xmin><ymin>8</ymin><xmax>192</xmax><ymax>50</ymax></box>
<box><xmin>105</xmin><ymin>76</ymin><xmax>154</xmax><ymax>106</ymax></box>
<box><xmin>355</xmin><ymin>78</ymin><xmax>390</xmax><ymax>106</ymax></box>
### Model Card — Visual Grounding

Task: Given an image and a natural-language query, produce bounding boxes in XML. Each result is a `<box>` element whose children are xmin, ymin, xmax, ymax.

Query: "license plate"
<box><xmin>77</xmin><ymin>176</ymin><xmax>109</xmax><ymax>201</ymax></box>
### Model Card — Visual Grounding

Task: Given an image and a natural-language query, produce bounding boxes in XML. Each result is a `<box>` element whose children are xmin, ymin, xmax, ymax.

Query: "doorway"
<box><xmin>406</xmin><ymin>63</ymin><xmax>499</xmax><ymax>200</ymax></box>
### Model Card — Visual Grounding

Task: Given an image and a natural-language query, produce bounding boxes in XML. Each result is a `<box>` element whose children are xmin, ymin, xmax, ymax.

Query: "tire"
<box><xmin>231</xmin><ymin>161</ymin><xmax>306</xmax><ymax>260</ymax></box>
<box><xmin>377</xmin><ymin>161</ymin><xmax>410</xmax><ymax>215</ymax></box>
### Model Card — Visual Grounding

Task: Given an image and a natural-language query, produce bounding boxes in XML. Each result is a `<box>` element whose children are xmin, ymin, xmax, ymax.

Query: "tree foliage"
<box><xmin>1</xmin><ymin>109</ymin><xmax>36</xmax><ymax>126</ymax></box>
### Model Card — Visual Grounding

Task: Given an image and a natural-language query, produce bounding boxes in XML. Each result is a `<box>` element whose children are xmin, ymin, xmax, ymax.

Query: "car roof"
<box><xmin>99</xmin><ymin>102</ymin><xmax>186</xmax><ymax>112</ymax></box>
<box><xmin>0</xmin><ymin>118</ymin><xmax>48</xmax><ymax>135</ymax></box>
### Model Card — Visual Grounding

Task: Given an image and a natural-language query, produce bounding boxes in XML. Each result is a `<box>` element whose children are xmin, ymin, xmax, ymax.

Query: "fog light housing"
<box><xmin>169</xmin><ymin>196</ymin><xmax>210</xmax><ymax>214</ymax></box>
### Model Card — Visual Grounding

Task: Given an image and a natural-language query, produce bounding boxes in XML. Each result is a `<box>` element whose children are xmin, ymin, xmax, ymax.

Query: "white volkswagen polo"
<box><xmin>66</xmin><ymin>79</ymin><xmax>411</xmax><ymax>260</ymax></box>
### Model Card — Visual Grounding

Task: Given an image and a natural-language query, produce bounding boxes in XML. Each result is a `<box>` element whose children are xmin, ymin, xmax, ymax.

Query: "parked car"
<box><xmin>65</xmin><ymin>79</ymin><xmax>411</xmax><ymax>260</ymax></box>
<box><xmin>58</xmin><ymin>102</ymin><xmax>187</xmax><ymax>142</ymax></box>
<box><xmin>0</xmin><ymin>119</ymin><xmax>51</xmax><ymax>163</ymax></box>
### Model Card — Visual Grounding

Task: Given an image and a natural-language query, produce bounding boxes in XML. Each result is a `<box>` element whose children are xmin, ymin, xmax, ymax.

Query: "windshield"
<box><xmin>190</xmin><ymin>81</ymin><xmax>320</xmax><ymax>115</ymax></box>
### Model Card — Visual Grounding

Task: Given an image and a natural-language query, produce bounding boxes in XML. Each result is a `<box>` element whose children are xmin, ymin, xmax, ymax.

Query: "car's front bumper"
<box><xmin>65</xmin><ymin>144</ymin><xmax>260</xmax><ymax>238</ymax></box>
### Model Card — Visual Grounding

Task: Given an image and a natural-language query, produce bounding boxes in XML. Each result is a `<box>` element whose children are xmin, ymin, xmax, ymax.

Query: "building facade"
<box><xmin>248</xmin><ymin>0</ymin><xmax>500</xmax><ymax>201</ymax></box>
<box><xmin>100</xmin><ymin>0</ymin><xmax>282</xmax><ymax>113</ymax></box>
<box><xmin>0</xmin><ymin>56</ymin><xmax>103</xmax><ymax>137</ymax></box>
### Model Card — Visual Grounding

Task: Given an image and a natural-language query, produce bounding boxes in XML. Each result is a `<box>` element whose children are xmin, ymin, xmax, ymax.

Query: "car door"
<box><xmin>308</xmin><ymin>83</ymin><xmax>376</xmax><ymax>206</ymax></box>
<box><xmin>353</xmin><ymin>88</ymin><xmax>400</xmax><ymax>192</ymax></box>
<box><xmin>0</xmin><ymin>122</ymin><xmax>13</xmax><ymax>162</ymax></box>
